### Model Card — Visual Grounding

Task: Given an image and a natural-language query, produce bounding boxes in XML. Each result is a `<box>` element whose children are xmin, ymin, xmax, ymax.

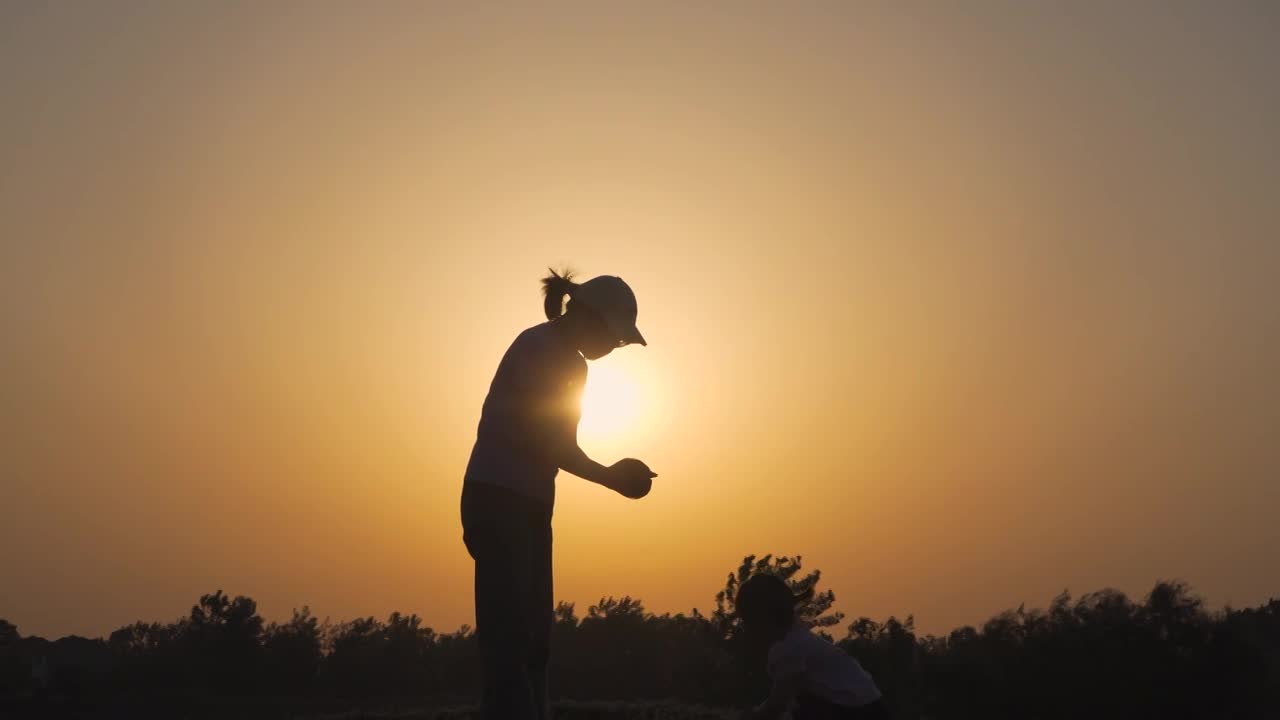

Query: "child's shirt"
<box><xmin>767</xmin><ymin>624</ymin><xmax>882</xmax><ymax>708</ymax></box>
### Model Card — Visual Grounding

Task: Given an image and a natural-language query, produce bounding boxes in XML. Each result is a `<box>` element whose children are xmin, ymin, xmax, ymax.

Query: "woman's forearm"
<box><xmin>558</xmin><ymin>444</ymin><xmax>611</xmax><ymax>486</ymax></box>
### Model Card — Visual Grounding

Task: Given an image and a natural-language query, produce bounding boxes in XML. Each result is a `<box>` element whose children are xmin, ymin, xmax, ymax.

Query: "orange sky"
<box><xmin>2</xmin><ymin>2</ymin><xmax>1278</xmax><ymax>640</ymax></box>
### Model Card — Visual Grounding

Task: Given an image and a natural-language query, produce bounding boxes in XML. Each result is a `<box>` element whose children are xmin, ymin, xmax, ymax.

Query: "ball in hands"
<box><xmin>611</xmin><ymin>458</ymin><xmax>656</xmax><ymax>499</ymax></box>
<box><xmin>623</xmin><ymin>474</ymin><xmax>652</xmax><ymax>499</ymax></box>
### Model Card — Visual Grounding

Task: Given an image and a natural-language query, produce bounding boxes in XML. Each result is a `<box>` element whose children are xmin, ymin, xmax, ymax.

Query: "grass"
<box><xmin>309</xmin><ymin>699</ymin><xmax>737</xmax><ymax>720</ymax></box>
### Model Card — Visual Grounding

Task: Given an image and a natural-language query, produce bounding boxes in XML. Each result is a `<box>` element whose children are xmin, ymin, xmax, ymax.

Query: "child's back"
<box><xmin>767</xmin><ymin>624</ymin><xmax>882</xmax><ymax>713</ymax></box>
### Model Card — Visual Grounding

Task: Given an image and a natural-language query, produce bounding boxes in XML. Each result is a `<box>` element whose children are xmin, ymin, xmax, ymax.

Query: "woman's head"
<box><xmin>542</xmin><ymin>268</ymin><xmax>646</xmax><ymax>360</ymax></box>
<box><xmin>735</xmin><ymin>574</ymin><xmax>813</xmax><ymax>641</ymax></box>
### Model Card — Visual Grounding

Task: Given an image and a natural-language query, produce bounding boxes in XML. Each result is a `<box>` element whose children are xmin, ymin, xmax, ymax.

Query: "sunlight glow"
<box><xmin>579</xmin><ymin>362</ymin><xmax>645</xmax><ymax>444</ymax></box>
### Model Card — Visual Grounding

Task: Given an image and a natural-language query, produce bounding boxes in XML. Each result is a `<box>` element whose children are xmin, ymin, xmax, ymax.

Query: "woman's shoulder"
<box><xmin>504</xmin><ymin>323</ymin><xmax>560</xmax><ymax>360</ymax></box>
<box><xmin>511</xmin><ymin>321</ymin><xmax>553</xmax><ymax>346</ymax></box>
<box><xmin>503</xmin><ymin>323</ymin><xmax>585</xmax><ymax>375</ymax></box>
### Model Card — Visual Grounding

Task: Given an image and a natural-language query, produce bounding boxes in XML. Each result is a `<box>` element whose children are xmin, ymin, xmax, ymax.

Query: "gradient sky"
<box><xmin>3</xmin><ymin>2</ymin><xmax>1278</xmax><ymax>640</ymax></box>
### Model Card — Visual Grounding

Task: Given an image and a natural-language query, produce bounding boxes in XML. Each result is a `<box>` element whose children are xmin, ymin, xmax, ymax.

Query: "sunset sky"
<box><xmin>3</xmin><ymin>2</ymin><xmax>1278</xmax><ymax>640</ymax></box>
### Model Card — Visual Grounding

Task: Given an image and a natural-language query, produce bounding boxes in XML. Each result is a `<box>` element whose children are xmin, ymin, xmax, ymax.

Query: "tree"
<box><xmin>842</xmin><ymin>615</ymin><xmax>922</xmax><ymax>718</ymax></box>
<box><xmin>323</xmin><ymin>616</ymin><xmax>387</xmax><ymax>693</ymax></box>
<box><xmin>0</xmin><ymin>620</ymin><xmax>17</xmax><ymax>647</ymax></box>
<box><xmin>0</xmin><ymin>619</ymin><xmax>26</xmax><ymax>693</ymax></box>
<box><xmin>108</xmin><ymin>621</ymin><xmax>181</xmax><ymax>689</ymax></box>
<box><xmin>263</xmin><ymin>607</ymin><xmax>322</xmax><ymax>691</ymax></box>
<box><xmin>4</xmin><ymin>574</ymin><xmax>1279</xmax><ymax>717</ymax></box>
<box><xmin>183</xmin><ymin>590</ymin><xmax>264</xmax><ymax>692</ymax></box>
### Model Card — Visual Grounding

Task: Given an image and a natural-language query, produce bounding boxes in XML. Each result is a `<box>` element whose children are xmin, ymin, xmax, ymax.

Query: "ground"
<box><xmin>313</xmin><ymin>700</ymin><xmax>736</xmax><ymax>720</ymax></box>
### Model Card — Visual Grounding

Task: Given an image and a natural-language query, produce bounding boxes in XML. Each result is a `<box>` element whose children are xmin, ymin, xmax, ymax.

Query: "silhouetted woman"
<box><xmin>461</xmin><ymin>269</ymin><xmax>656</xmax><ymax>720</ymax></box>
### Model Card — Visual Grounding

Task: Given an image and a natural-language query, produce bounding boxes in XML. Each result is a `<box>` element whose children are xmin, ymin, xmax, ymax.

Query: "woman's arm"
<box><xmin>543</xmin><ymin>375</ymin><xmax>612</xmax><ymax>484</ymax></box>
<box><xmin>545</xmin><ymin>370</ymin><xmax>654</xmax><ymax>496</ymax></box>
<box><xmin>552</xmin><ymin>423</ymin><xmax>654</xmax><ymax>498</ymax></box>
<box><xmin>556</xmin><ymin>443</ymin><xmax>612</xmax><ymax>485</ymax></box>
<box><xmin>483</xmin><ymin>345</ymin><xmax>652</xmax><ymax>495</ymax></box>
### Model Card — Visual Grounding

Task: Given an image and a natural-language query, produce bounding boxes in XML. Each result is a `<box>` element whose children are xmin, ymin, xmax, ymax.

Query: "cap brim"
<box><xmin>617</xmin><ymin>323</ymin><xmax>647</xmax><ymax>347</ymax></box>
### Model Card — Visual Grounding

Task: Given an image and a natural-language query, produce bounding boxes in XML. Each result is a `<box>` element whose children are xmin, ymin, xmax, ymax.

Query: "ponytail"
<box><xmin>541</xmin><ymin>267</ymin><xmax>579</xmax><ymax>320</ymax></box>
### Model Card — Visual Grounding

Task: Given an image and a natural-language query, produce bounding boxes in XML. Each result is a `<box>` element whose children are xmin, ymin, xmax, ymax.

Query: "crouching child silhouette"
<box><xmin>736</xmin><ymin>574</ymin><xmax>888</xmax><ymax>720</ymax></box>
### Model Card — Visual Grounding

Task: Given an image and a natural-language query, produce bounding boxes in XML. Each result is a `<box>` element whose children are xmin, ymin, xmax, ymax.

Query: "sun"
<box><xmin>578</xmin><ymin>362</ymin><xmax>645</xmax><ymax>446</ymax></box>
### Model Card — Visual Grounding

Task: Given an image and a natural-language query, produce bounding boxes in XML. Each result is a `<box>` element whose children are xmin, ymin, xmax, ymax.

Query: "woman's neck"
<box><xmin>548</xmin><ymin>317</ymin><xmax>583</xmax><ymax>353</ymax></box>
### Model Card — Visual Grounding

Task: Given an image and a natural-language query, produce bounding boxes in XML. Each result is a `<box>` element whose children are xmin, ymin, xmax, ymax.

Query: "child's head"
<box><xmin>542</xmin><ymin>268</ymin><xmax>646</xmax><ymax>360</ymax></box>
<box><xmin>735</xmin><ymin>574</ymin><xmax>813</xmax><ymax>643</ymax></box>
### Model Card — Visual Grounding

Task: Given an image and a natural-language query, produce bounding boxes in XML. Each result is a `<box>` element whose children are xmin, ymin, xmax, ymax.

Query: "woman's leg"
<box><xmin>527</xmin><ymin>513</ymin><xmax>553</xmax><ymax>720</ymax></box>
<box><xmin>462</xmin><ymin>483</ymin><xmax>538</xmax><ymax>720</ymax></box>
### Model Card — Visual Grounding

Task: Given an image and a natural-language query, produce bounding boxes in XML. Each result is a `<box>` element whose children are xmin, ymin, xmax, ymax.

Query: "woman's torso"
<box><xmin>464</xmin><ymin>322</ymin><xmax>586</xmax><ymax>508</ymax></box>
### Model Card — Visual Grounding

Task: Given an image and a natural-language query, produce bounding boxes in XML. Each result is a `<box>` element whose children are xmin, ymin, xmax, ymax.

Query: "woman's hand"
<box><xmin>606</xmin><ymin>458</ymin><xmax>657</xmax><ymax>499</ymax></box>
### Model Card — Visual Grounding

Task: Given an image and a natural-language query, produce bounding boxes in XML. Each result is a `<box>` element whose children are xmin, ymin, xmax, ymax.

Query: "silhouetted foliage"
<box><xmin>2</xmin><ymin>558</ymin><xmax>1279</xmax><ymax>719</ymax></box>
<box><xmin>263</xmin><ymin>607</ymin><xmax>322</xmax><ymax>691</ymax></box>
<box><xmin>183</xmin><ymin>590</ymin><xmax>264</xmax><ymax>692</ymax></box>
<box><xmin>0</xmin><ymin>619</ymin><xmax>27</xmax><ymax>694</ymax></box>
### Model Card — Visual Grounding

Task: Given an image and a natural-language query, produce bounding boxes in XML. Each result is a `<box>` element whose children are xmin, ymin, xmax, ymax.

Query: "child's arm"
<box><xmin>742</xmin><ymin>671</ymin><xmax>803</xmax><ymax>720</ymax></box>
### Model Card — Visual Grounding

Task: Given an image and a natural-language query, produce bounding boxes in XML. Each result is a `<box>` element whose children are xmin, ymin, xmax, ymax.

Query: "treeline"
<box><xmin>2</xmin><ymin>555</ymin><xmax>1279</xmax><ymax>718</ymax></box>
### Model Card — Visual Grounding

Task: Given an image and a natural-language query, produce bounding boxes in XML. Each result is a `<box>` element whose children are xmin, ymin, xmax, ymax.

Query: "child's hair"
<box><xmin>734</xmin><ymin>574</ymin><xmax>815</xmax><ymax>631</ymax></box>
<box><xmin>541</xmin><ymin>268</ymin><xmax>581</xmax><ymax>321</ymax></box>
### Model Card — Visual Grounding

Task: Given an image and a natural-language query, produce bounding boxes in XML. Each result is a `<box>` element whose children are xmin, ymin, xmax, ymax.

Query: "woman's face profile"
<box><xmin>580</xmin><ymin>336</ymin><xmax>617</xmax><ymax>361</ymax></box>
<box><xmin>574</xmin><ymin>306</ymin><xmax>618</xmax><ymax>360</ymax></box>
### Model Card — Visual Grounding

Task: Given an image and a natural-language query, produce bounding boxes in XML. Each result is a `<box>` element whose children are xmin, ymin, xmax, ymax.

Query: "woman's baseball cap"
<box><xmin>573</xmin><ymin>275</ymin><xmax>646</xmax><ymax>347</ymax></box>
